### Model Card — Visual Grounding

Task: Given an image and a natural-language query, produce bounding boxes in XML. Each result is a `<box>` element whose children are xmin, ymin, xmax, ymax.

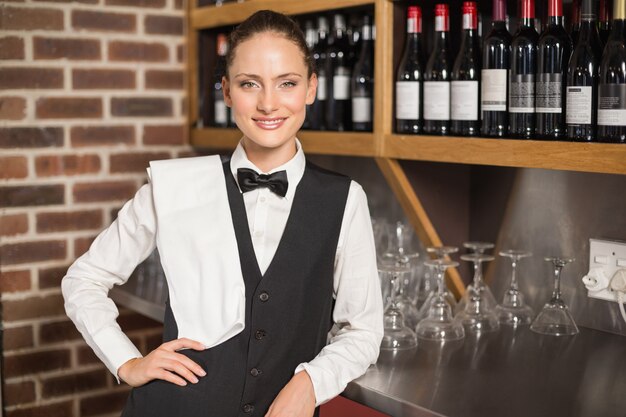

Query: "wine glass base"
<box><xmin>530</xmin><ymin>323</ymin><xmax>579</xmax><ymax>336</ymax></box>
<box><xmin>457</xmin><ymin>312</ymin><xmax>500</xmax><ymax>333</ymax></box>
<box><xmin>416</xmin><ymin>319</ymin><xmax>465</xmax><ymax>341</ymax></box>
<box><xmin>381</xmin><ymin>327</ymin><xmax>418</xmax><ymax>350</ymax></box>
<box><xmin>495</xmin><ymin>305</ymin><xmax>534</xmax><ymax>326</ymax></box>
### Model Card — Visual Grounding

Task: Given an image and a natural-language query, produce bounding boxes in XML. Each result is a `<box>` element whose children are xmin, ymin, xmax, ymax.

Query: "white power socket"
<box><xmin>582</xmin><ymin>239</ymin><xmax>626</xmax><ymax>302</ymax></box>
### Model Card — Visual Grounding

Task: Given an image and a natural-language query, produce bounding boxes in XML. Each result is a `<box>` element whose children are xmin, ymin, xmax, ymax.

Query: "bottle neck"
<box><xmin>520</xmin><ymin>17</ymin><xmax>535</xmax><ymax>28</ymax></box>
<box><xmin>434</xmin><ymin>30</ymin><xmax>449</xmax><ymax>49</ymax></box>
<box><xmin>578</xmin><ymin>17</ymin><xmax>599</xmax><ymax>42</ymax></box>
<box><xmin>548</xmin><ymin>15</ymin><xmax>565</xmax><ymax>26</ymax></box>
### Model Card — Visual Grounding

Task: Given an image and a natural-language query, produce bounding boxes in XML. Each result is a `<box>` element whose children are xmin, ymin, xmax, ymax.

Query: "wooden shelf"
<box><xmin>384</xmin><ymin>134</ymin><xmax>626</xmax><ymax>175</ymax></box>
<box><xmin>191</xmin><ymin>128</ymin><xmax>377</xmax><ymax>157</ymax></box>
<box><xmin>191</xmin><ymin>0</ymin><xmax>375</xmax><ymax>30</ymax></box>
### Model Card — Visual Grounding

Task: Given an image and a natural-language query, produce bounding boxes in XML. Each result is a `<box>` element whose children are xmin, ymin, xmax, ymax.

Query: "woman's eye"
<box><xmin>280</xmin><ymin>81</ymin><xmax>297</xmax><ymax>88</ymax></box>
<box><xmin>240</xmin><ymin>81</ymin><xmax>257</xmax><ymax>88</ymax></box>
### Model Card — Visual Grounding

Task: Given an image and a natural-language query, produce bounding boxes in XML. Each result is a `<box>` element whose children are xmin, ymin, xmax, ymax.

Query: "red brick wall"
<box><xmin>0</xmin><ymin>1</ymin><xmax>188</xmax><ymax>415</ymax></box>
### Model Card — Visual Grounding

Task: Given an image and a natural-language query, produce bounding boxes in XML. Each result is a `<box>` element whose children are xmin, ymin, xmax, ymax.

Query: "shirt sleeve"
<box><xmin>295</xmin><ymin>180</ymin><xmax>384</xmax><ymax>405</ymax></box>
<box><xmin>62</xmin><ymin>183</ymin><xmax>157</xmax><ymax>381</ymax></box>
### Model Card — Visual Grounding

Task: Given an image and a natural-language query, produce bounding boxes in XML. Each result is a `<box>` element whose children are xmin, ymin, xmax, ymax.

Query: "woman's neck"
<box><xmin>241</xmin><ymin>137</ymin><xmax>297</xmax><ymax>173</ymax></box>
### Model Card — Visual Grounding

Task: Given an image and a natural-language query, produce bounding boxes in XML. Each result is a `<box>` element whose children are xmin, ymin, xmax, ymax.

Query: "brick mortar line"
<box><xmin>2</xmin><ymin>3</ymin><xmax>183</xmax><ymax>16</ymax></box>
<box><xmin>0</xmin><ymin>61</ymin><xmax>186</xmax><ymax>69</ymax></box>
<box><xmin>0</xmin><ymin>118</ymin><xmax>187</xmax><ymax>128</ymax></box>
<box><xmin>1</xmin><ymin>29</ymin><xmax>185</xmax><ymax>43</ymax></box>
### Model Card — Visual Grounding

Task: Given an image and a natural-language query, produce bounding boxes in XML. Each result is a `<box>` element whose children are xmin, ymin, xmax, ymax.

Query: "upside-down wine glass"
<box><xmin>455</xmin><ymin>253</ymin><xmax>500</xmax><ymax>333</ymax></box>
<box><xmin>380</xmin><ymin>263</ymin><xmax>418</xmax><ymax>350</ymax></box>
<box><xmin>455</xmin><ymin>242</ymin><xmax>498</xmax><ymax>314</ymax></box>
<box><xmin>381</xmin><ymin>221</ymin><xmax>421</xmax><ymax>328</ymax></box>
<box><xmin>530</xmin><ymin>257</ymin><xmax>579</xmax><ymax>336</ymax></box>
<box><xmin>415</xmin><ymin>259</ymin><xmax>465</xmax><ymax>341</ymax></box>
<box><xmin>495</xmin><ymin>250</ymin><xmax>534</xmax><ymax>326</ymax></box>
<box><xmin>417</xmin><ymin>246</ymin><xmax>459</xmax><ymax>321</ymax></box>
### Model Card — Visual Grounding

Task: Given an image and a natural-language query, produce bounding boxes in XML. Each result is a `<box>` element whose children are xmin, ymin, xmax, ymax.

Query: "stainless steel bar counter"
<box><xmin>112</xmin><ymin>284</ymin><xmax>626</xmax><ymax>417</ymax></box>
<box><xmin>344</xmin><ymin>326</ymin><xmax>626</xmax><ymax>417</ymax></box>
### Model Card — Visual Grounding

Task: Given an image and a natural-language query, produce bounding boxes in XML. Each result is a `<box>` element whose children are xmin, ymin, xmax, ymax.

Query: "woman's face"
<box><xmin>223</xmin><ymin>32</ymin><xmax>316</xmax><ymax>154</ymax></box>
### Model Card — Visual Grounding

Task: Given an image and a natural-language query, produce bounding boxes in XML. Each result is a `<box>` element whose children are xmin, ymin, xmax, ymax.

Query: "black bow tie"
<box><xmin>237</xmin><ymin>168</ymin><xmax>288</xmax><ymax>197</ymax></box>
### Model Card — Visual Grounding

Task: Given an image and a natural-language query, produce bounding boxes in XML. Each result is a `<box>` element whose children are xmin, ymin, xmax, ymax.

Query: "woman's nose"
<box><xmin>257</xmin><ymin>89</ymin><xmax>279</xmax><ymax>113</ymax></box>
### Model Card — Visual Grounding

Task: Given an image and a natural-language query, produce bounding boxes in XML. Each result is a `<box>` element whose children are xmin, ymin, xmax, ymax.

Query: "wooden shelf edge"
<box><xmin>375</xmin><ymin>157</ymin><xmax>466</xmax><ymax>299</ymax></box>
<box><xmin>191</xmin><ymin>0</ymin><xmax>375</xmax><ymax>29</ymax></box>
<box><xmin>384</xmin><ymin>134</ymin><xmax>626</xmax><ymax>175</ymax></box>
<box><xmin>190</xmin><ymin>128</ymin><xmax>377</xmax><ymax>157</ymax></box>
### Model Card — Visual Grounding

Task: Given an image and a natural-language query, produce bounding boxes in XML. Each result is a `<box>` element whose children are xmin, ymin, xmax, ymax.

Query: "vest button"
<box><xmin>242</xmin><ymin>404</ymin><xmax>254</xmax><ymax>413</ymax></box>
<box><xmin>254</xmin><ymin>329</ymin><xmax>266</xmax><ymax>340</ymax></box>
<box><xmin>250</xmin><ymin>367</ymin><xmax>261</xmax><ymax>377</ymax></box>
<box><xmin>259</xmin><ymin>292</ymin><xmax>269</xmax><ymax>302</ymax></box>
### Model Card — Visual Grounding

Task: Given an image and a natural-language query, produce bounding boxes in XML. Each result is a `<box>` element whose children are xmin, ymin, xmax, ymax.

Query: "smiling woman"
<box><xmin>62</xmin><ymin>8</ymin><xmax>382</xmax><ymax>417</ymax></box>
<box><xmin>223</xmin><ymin>13</ymin><xmax>318</xmax><ymax>172</ymax></box>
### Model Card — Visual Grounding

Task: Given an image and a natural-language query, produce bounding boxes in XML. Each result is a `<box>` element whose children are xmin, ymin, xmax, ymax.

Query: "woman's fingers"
<box><xmin>162</xmin><ymin>337</ymin><xmax>206</xmax><ymax>352</ymax></box>
<box><xmin>119</xmin><ymin>338</ymin><xmax>207</xmax><ymax>387</ymax></box>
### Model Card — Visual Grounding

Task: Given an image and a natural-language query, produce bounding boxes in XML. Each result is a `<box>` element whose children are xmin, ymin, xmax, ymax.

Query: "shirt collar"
<box><xmin>230</xmin><ymin>138</ymin><xmax>305</xmax><ymax>201</ymax></box>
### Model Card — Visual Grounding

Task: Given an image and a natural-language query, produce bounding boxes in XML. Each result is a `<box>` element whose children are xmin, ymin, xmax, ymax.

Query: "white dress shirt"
<box><xmin>62</xmin><ymin>138</ymin><xmax>383</xmax><ymax>406</ymax></box>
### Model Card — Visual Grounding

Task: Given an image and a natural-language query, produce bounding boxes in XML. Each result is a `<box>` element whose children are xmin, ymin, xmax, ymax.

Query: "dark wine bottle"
<box><xmin>396</xmin><ymin>5</ymin><xmax>423</xmax><ymax>134</ymax></box>
<box><xmin>213</xmin><ymin>33</ymin><xmax>229</xmax><ymax>128</ymax></box>
<box><xmin>536</xmin><ymin>0</ymin><xmax>572</xmax><ymax>140</ymax></box>
<box><xmin>424</xmin><ymin>4</ymin><xmax>451</xmax><ymax>136</ymax></box>
<box><xmin>351</xmin><ymin>16</ymin><xmax>374</xmax><ymax>132</ymax></box>
<box><xmin>571</xmin><ymin>0</ymin><xmax>582</xmax><ymax>47</ymax></box>
<box><xmin>326</xmin><ymin>13</ymin><xmax>352</xmax><ymax>131</ymax></box>
<box><xmin>598</xmin><ymin>0</ymin><xmax>626</xmax><ymax>143</ymax></box>
<box><xmin>310</xmin><ymin>16</ymin><xmax>329</xmax><ymax>131</ymax></box>
<box><xmin>509</xmin><ymin>0</ymin><xmax>539</xmax><ymax>138</ymax></box>
<box><xmin>599</xmin><ymin>0</ymin><xmax>613</xmax><ymax>48</ymax></box>
<box><xmin>481</xmin><ymin>0</ymin><xmax>511</xmax><ymax>137</ymax></box>
<box><xmin>303</xmin><ymin>19</ymin><xmax>318</xmax><ymax>130</ymax></box>
<box><xmin>566</xmin><ymin>0</ymin><xmax>602</xmax><ymax>141</ymax></box>
<box><xmin>451</xmin><ymin>1</ymin><xmax>481</xmax><ymax>136</ymax></box>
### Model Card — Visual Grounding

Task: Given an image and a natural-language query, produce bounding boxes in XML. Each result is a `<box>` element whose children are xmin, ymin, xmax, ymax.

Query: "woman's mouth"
<box><xmin>253</xmin><ymin>117</ymin><xmax>287</xmax><ymax>130</ymax></box>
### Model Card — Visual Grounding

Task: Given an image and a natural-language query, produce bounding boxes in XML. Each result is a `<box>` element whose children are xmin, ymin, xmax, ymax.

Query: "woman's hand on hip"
<box><xmin>265</xmin><ymin>370</ymin><xmax>316</xmax><ymax>417</ymax></box>
<box><xmin>117</xmin><ymin>338</ymin><xmax>207</xmax><ymax>387</ymax></box>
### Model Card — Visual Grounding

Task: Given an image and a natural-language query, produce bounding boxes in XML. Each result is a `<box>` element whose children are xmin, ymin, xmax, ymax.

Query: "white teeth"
<box><xmin>256</xmin><ymin>118</ymin><xmax>284</xmax><ymax>125</ymax></box>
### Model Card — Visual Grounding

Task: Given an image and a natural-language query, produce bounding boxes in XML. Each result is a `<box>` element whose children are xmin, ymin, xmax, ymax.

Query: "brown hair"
<box><xmin>226</xmin><ymin>10</ymin><xmax>315</xmax><ymax>78</ymax></box>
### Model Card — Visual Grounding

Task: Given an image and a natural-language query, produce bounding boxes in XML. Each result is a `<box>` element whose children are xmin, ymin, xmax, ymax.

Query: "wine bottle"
<box><xmin>566</xmin><ymin>0</ymin><xmax>602</xmax><ymax>141</ymax></box>
<box><xmin>326</xmin><ymin>13</ymin><xmax>352</xmax><ymax>131</ymax></box>
<box><xmin>571</xmin><ymin>0</ymin><xmax>582</xmax><ymax>47</ymax></box>
<box><xmin>396</xmin><ymin>5</ymin><xmax>423</xmax><ymax>134</ymax></box>
<box><xmin>599</xmin><ymin>0</ymin><xmax>613</xmax><ymax>47</ymax></box>
<box><xmin>303</xmin><ymin>19</ymin><xmax>318</xmax><ymax>130</ymax></box>
<box><xmin>310</xmin><ymin>16</ymin><xmax>329</xmax><ymax>131</ymax></box>
<box><xmin>598</xmin><ymin>0</ymin><xmax>626</xmax><ymax>143</ymax></box>
<box><xmin>536</xmin><ymin>0</ymin><xmax>572</xmax><ymax>139</ymax></box>
<box><xmin>451</xmin><ymin>1</ymin><xmax>481</xmax><ymax>136</ymax></box>
<box><xmin>351</xmin><ymin>16</ymin><xmax>374</xmax><ymax>132</ymax></box>
<box><xmin>424</xmin><ymin>4</ymin><xmax>451</xmax><ymax>135</ymax></box>
<box><xmin>213</xmin><ymin>33</ymin><xmax>229</xmax><ymax>128</ymax></box>
<box><xmin>509</xmin><ymin>0</ymin><xmax>539</xmax><ymax>138</ymax></box>
<box><xmin>481</xmin><ymin>0</ymin><xmax>511</xmax><ymax>137</ymax></box>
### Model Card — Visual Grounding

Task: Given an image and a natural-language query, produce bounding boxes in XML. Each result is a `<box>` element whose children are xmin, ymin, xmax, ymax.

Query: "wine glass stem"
<box><xmin>390</xmin><ymin>275</ymin><xmax>399</xmax><ymax>308</ymax></box>
<box><xmin>436</xmin><ymin>266</ymin><xmax>445</xmax><ymax>297</ymax></box>
<box><xmin>552</xmin><ymin>264</ymin><xmax>563</xmax><ymax>301</ymax></box>
<box><xmin>510</xmin><ymin>259</ymin><xmax>519</xmax><ymax>291</ymax></box>
<box><xmin>472</xmin><ymin>261</ymin><xmax>482</xmax><ymax>287</ymax></box>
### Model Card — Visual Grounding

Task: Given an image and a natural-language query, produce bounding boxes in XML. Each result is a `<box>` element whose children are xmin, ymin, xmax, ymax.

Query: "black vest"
<box><xmin>121</xmin><ymin>159</ymin><xmax>351</xmax><ymax>417</ymax></box>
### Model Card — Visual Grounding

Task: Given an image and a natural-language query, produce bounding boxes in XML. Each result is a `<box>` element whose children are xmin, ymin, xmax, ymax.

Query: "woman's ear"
<box><xmin>306</xmin><ymin>73</ymin><xmax>318</xmax><ymax>105</ymax></box>
<box><xmin>222</xmin><ymin>76</ymin><xmax>232</xmax><ymax>107</ymax></box>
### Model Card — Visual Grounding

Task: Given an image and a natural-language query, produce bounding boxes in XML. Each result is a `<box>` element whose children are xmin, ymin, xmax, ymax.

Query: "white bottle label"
<box><xmin>598</xmin><ymin>84</ymin><xmax>626</xmax><ymax>126</ymax></box>
<box><xmin>333</xmin><ymin>74</ymin><xmax>350</xmax><ymax>100</ymax></box>
<box><xmin>566</xmin><ymin>86</ymin><xmax>593</xmax><ymax>124</ymax></box>
<box><xmin>451</xmin><ymin>80</ymin><xmax>479</xmax><ymax>121</ymax></box>
<box><xmin>396</xmin><ymin>81</ymin><xmax>420</xmax><ymax>120</ymax></box>
<box><xmin>317</xmin><ymin>75</ymin><xmax>327</xmax><ymax>101</ymax></box>
<box><xmin>215</xmin><ymin>99</ymin><xmax>227</xmax><ymax>125</ymax></box>
<box><xmin>352</xmin><ymin>97</ymin><xmax>372</xmax><ymax>123</ymax></box>
<box><xmin>423</xmin><ymin>81</ymin><xmax>450</xmax><ymax>120</ymax></box>
<box><xmin>481</xmin><ymin>69</ymin><xmax>507</xmax><ymax>111</ymax></box>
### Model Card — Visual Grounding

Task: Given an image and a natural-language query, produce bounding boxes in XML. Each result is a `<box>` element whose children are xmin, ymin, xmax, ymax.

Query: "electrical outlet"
<box><xmin>582</xmin><ymin>239</ymin><xmax>626</xmax><ymax>302</ymax></box>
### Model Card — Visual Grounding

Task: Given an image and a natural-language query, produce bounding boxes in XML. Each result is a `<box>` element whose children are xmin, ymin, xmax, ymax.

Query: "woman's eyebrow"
<box><xmin>233</xmin><ymin>72</ymin><xmax>303</xmax><ymax>80</ymax></box>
